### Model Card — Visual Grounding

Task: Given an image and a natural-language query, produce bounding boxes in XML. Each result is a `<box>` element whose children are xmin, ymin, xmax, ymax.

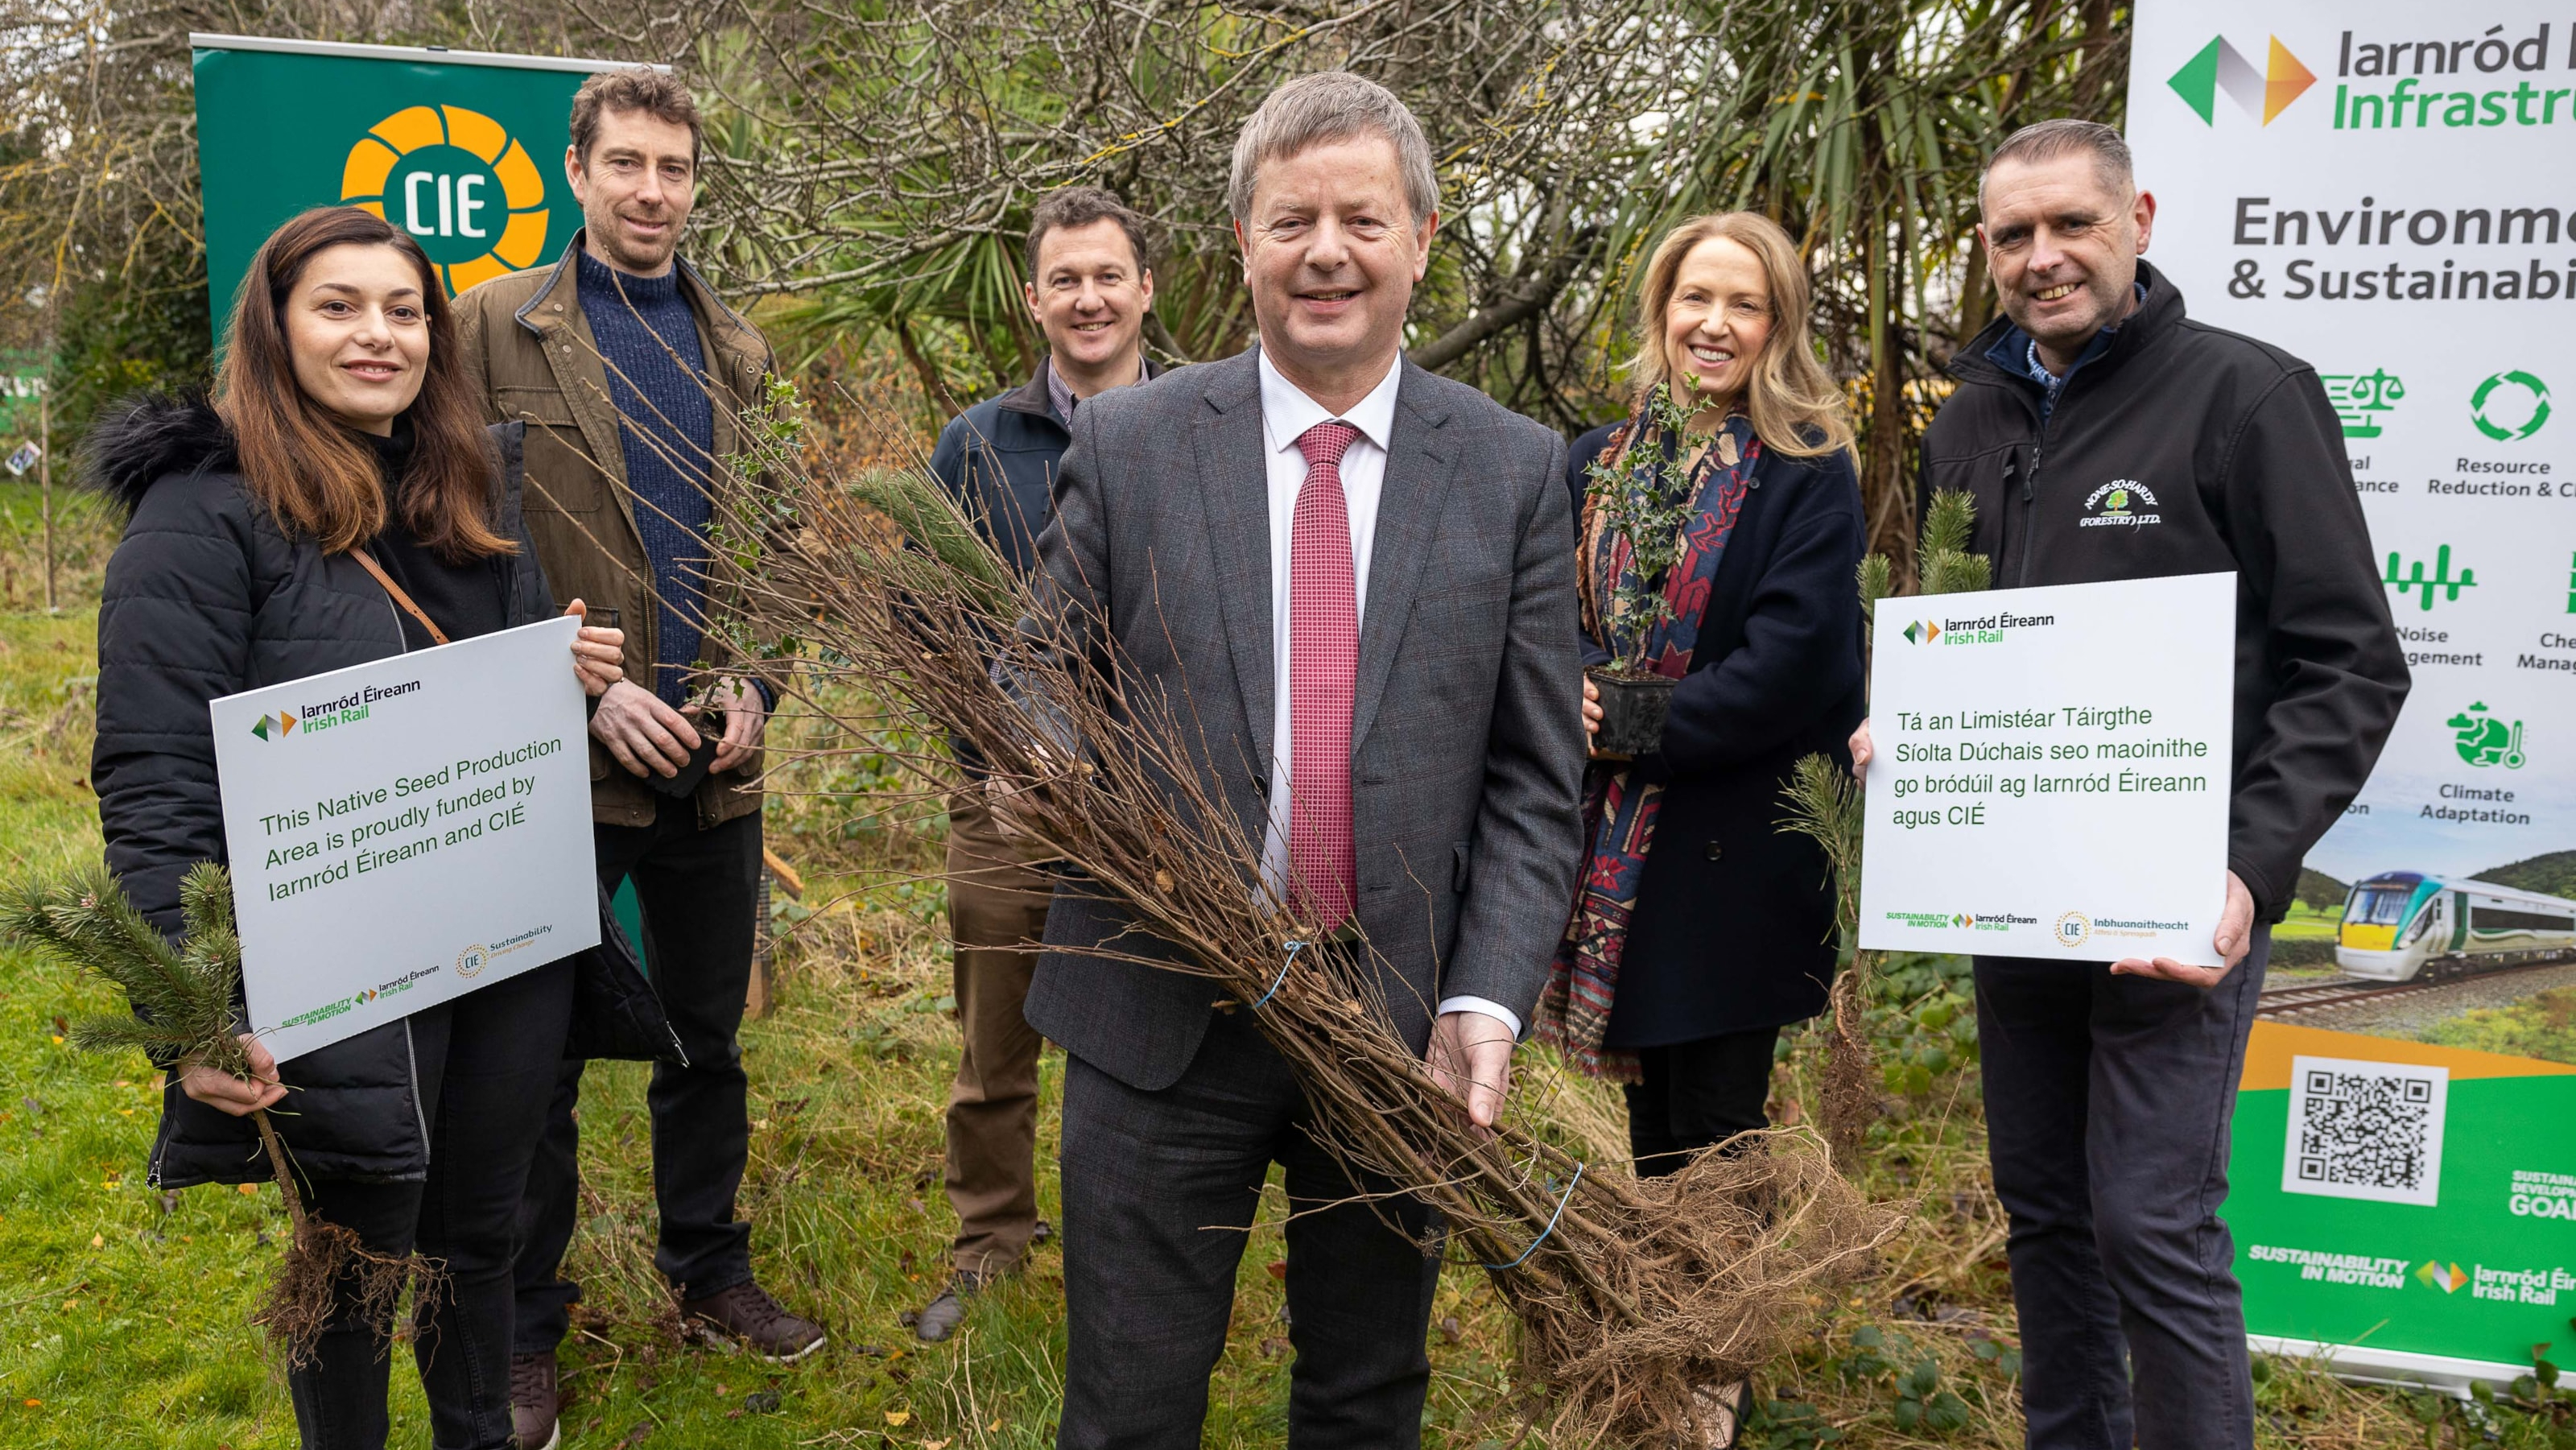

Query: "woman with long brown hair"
<box><xmin>87</xmin><ymin>206</ymin><xmax>630</xmax><ymax>1448</ymax></box>
<box><xmin>1536</xmin><ymin>210</ymin><xmax>1868</xmax><ymax>1444</ymax></box>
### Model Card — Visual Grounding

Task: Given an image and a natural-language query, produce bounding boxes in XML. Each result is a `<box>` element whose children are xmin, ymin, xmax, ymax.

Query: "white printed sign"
<box><xmin>1856</xmin><ymin>572</ymin><xmax>2236</xmax><ymax>965</ymax></box>
<box><xmin>211</xmin><ymin>616</ymin><xmax>599</xmax><ymax>1062</ymax></box>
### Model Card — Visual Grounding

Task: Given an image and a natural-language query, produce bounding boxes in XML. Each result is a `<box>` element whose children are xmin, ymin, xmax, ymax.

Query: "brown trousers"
<box><xmin>942</xmin><ymin>792</ymin><xmax>1059</xmax><ymax>1277</ymax></box>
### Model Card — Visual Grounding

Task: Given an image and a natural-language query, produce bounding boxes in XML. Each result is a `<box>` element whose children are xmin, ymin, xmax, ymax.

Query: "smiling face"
<box><xmin>1024</xmin><ymin>217</ymin><xmax>1154</xmax><ymax>390</ymax></box>
<box><xmin>1234</xmin><ymin>134</ymin><xmax>1435</xmax><ymax>410</ymax></box>
<box><xmin>1659</xmin><ymin>234</ymin><xmax>1774</xmax><ymax>417</ymax></box>
<box><xmin>568</xmin><ymin>106</ymin><xmax>696</xmax><ymax>277</ymax></box>
<box><xmin>1978</xmin><ymin>151</ymin><xmax>2156</xmax><ymax>370</ymax></box>
<box><xmin>282</xmin><ymin>242</ymin><xmax>431</xmax><ymax>436</ymax></box>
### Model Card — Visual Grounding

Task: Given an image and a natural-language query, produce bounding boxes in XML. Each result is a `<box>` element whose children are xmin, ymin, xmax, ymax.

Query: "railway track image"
<box><xmin>2256</xmin><ymin>957</ymin><xmax>2572</xmax><ymax>1020</ymax></box>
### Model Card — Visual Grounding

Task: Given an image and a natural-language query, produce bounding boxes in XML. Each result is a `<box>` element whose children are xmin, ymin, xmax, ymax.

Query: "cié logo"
<box><xmin>249</xmin><ymin>708</ymin><xmax>299</xmax><ymax>742</ymax></box>
<box><xmin>2054</xmin><ymin>911</ymin><xmax>2092</xmax><ymax>949</ymax></box>
<box><xmin>455</xmin><ymin>944</ymin><xmax>491</xmax><ymax>979</ymax></box>
<box><xmin>2169</xmin><ymin>35</ymin><xmax>2317</xmax><ymax>126</ymax></box>
<box><xmin>341</xmin><ymin>105</ymin><xmax>551</xmax><ymax>295</ymax></box>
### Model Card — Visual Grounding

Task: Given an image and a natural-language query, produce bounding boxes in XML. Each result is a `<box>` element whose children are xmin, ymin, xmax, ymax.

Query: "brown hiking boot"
<box><xmin>509</xmin><ymin>1349</ymin><xmax>560</xmax><ymax>1450</ymax></box>
<box><xmin>680</xmin><ymin>1280</ymin><xmax>827</xmax><ymax>1362</ymax></box>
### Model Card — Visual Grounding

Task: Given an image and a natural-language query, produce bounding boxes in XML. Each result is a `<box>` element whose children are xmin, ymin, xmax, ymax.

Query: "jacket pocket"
<box><xmin>498</xmin><ymin>387</ymin><xmax>609</xmax><ymax>515</ymax></box>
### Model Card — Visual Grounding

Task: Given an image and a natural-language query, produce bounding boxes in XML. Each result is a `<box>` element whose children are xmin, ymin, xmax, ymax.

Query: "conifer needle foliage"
<box><xmin>3</xmin><ymin>863</ymin><xmax>440</xmax><ymax>1365</ymax></box>
<box><xmin>1779</xmin><ymin>490</ymin><xmax>1985</xmax><ymax>1167</ymax></box>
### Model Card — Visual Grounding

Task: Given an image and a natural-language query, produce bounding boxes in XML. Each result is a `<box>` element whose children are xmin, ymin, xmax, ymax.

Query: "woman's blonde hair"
<box><xmin>1629</xmin><ymin>212</ymin><xmax>1854</xmax><ymax>460</ymax></box>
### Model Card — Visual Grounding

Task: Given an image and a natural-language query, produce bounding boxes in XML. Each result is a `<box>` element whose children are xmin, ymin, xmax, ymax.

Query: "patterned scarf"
<box><xmin>1537</xmin><ymin>410</ymin><xmax>1761</xmax><ymax>1081</ymax></box>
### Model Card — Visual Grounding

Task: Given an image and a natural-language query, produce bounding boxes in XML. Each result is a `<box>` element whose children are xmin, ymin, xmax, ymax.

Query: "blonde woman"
<box><xmin>1540</xmin><ymin>211</ymin><xmax>1865</xmax><ymax>1196</ymax></box>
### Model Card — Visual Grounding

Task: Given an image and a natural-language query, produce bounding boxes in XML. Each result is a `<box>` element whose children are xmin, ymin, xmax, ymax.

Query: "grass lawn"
<box><xmin>0</xmin><ymin>477</ymin><xmax>2551</xmax><ymax>1448</ymax></box>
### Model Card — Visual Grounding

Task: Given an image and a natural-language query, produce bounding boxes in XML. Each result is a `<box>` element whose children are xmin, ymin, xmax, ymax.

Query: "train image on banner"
<box><xmin>2336</xmin><ymin>871</ymin><xmax>2576</xmax><ymax>981</ymax></box>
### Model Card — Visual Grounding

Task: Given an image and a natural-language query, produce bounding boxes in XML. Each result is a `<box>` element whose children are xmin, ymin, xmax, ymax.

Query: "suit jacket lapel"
<box><xmin>1352</xmin><ymin>361</ymin><xmax>1456</xmax><ymax>750</ymax></box>
<box><xmin>1191</xmin><ymin>353</ymin><xmax>1276</xmax><ymax>769</ymax></box>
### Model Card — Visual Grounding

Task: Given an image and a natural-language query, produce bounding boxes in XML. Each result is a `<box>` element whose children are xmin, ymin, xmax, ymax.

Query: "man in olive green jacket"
<box><xmin>452</xmin><ymin>67</ymin><xmax>822</xmax><ymax>1447</ymax></box>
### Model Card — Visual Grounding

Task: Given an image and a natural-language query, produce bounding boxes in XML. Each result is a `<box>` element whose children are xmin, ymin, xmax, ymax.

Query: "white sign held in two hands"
<box><xmin>1856</xmin><ymin>572</ymin><xmax>2236</xmax><ymax>965</ymax></box>
<box><xmin>210</xmin><ymin>615</ymin><xmax>601</xmax><ymax>1062</ymax></box>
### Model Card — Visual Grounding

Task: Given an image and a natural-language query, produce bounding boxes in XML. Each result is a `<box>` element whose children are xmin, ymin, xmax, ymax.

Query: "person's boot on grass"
<box><xmin>906</xmin><ymin>1269</ymin><xmax>989</xmax><ymax>1344</ymax></box>
<box><xmin>682</xmin><ymin>1279</ymin><xmax>828</xmax><ymax>1361</ymax></box>
<box><xmin>510</xmin><ymin>1349</ymin><xmax>560</xmax><ymax>1450</ymax></box>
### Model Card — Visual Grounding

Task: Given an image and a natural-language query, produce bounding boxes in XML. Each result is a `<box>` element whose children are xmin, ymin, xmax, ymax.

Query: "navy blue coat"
<box><xmin>928</xmin><ymin>357</ymin><xmax>1162</xmax><ymax>574</ymax></box>
<box><xmin>1567</xmin><ymin>424</ymin><xmax>1867</xmax><ymax>1047</ymax></box>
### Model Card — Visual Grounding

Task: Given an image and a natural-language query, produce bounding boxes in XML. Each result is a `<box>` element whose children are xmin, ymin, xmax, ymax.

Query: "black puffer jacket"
<box><xmin>88</xmin><ymin>395</ymin><xmax>675</xmax><ymax>1188</ymax></box>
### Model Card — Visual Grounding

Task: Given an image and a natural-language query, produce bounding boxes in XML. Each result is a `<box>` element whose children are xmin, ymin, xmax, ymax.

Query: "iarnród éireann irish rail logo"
<box><xmin>340</xmin><ymin>105</ymin><xmax>551</xmax><ymax>295</ymax></box>
<box><xmin>249</xmin><ymin>709</ymin><xmax>299</xmax><ymax>742</ymax></box>
<box><xmin>2169</xmin><ymin>35</ymin><xmax>2317</xmax><ymax>126</ymax></box>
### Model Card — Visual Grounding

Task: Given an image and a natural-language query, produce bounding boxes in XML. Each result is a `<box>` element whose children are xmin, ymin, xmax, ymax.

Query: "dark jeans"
<box><xmin>514</xmin><ymin>802</ymin><xmax>762</xmax><ymax>1353</ymax></box>
<box><xmin>289</xmin><ymin>960</ymin><xmax>574</xmax><ymax>1450</ymax></box>
<box><xmin>1622</xmin><ymin>1026</ymin><xmax>1782</xmax><ymax>1177</ymax></box>
<box><xmin>1056</xmin><ymin>1009</ymin><xmax>1441</xmax><ymax>1449</ymax></box>
<box><xmin>1975</xmin><ymin>926</ymin><xmax>2270</xmax><ymax>1450</ymax></box>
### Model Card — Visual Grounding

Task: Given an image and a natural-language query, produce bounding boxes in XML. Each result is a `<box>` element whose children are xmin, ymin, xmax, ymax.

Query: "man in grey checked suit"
<box><xmin>1004</xmin><ymin>72</ymin><xmax>1584</xmax><ymax>1446</ymax></box>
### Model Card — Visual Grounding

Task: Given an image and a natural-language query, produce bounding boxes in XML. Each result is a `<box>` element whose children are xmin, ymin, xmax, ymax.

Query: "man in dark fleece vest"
<box><xmin>452</xmin><ymin>68</ymin><xmax>822</xmax><ymax>1450</ymax></box>
<box><xmin>909</xmin><ymin>185</ymin><xmax>1162</xmax><ymax>1343</ymax></box>
<box><xmin>1854</xmin><ymin>121</ymin><xmax>2407</xmax><ymax>1450</ymax></box>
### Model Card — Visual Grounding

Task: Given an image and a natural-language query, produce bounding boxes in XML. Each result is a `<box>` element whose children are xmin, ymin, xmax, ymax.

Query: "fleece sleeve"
<box><xmin>2219</xmin><ymin>371</ymin><xmax>2411</xmax><ymax>919</ymax></box>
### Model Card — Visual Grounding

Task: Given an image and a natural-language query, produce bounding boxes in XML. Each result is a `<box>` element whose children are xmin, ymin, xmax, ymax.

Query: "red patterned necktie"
<box><xmin>1288</xmin><ymin>420</ymin><xmax>1360</xmax><ymax>927</ymax></box>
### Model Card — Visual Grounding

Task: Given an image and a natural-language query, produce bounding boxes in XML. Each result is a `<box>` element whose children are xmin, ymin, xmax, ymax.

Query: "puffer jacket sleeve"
<box><xmin>93</xmin><ymin>477</ymin><xmax>261</xmax><ymax>940</ymax></box>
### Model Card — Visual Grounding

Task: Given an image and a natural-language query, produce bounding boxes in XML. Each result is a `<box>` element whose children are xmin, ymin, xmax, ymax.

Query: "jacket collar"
<box><xmin>994</xmin><ymin>352</ymin><xmax>1164</xmax><ymax>423</ymax></box>
<box><xmin>513</xmin><ymin>229</ymin><xmax>761</xmax><ymax>351</ymax></box>
<box><xmin>1951</xmin><ymin>258</ymin><xmax>2184</xmax><ymax>393</ymax></box>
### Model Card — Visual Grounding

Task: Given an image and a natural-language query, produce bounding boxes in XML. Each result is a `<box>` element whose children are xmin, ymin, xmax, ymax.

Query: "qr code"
<box><xmin>2281</xmin><ymin>1055</ymin><xmax>2448</xmax><ymax>1208</ymax></box>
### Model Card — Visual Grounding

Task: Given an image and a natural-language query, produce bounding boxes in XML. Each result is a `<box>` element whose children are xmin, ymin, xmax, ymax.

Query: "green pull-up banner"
<box><xmin>189</xmin><ymin>34</ymin><xmax>633</xmax><ymax>341</ymax></box>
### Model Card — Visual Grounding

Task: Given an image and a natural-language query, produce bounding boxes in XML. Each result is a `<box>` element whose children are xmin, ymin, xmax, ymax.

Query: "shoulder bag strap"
<box><xmin>348</xmin><ymin>547</ymin><xmax>451</xmax><ymax>647</ymax></box>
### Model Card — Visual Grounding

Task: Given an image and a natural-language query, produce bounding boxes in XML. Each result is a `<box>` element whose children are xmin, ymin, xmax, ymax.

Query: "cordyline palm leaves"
<box><xmin>2</xmin><ymin>863</ymin><xmax>437</xmax><ymax>1364</ymax></box>
<box><xmin>1777</xmin><ymin>489</ymin><xmax>1988</xmax><ymax>1167</ymax></box>
<box><xmin>712</xmin><ymin>403</ymin><xmax>1896</xmax><ymax>1441</ymax></box>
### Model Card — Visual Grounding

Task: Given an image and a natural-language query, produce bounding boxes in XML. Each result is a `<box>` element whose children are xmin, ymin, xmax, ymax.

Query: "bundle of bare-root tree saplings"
<box><xmin>708</xmin><ymin>401</ymin><xmax>1898</xmax><ymax>1443</ymax></box>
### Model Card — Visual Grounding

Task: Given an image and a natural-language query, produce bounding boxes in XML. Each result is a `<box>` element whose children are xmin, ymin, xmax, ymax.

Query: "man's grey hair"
<box><xmin>1980</xmin><ymin>118</ymin><xmax>2135</xmax><ymax>212</ymax></box>
<box><xmin>1227</xmin><ymin>71</ymin><xmax>1439</xmax><ymax>225</ymax></box>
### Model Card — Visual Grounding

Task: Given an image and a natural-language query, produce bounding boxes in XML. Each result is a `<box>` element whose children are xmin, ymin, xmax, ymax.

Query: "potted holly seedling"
<box><xmin>1582</xmin><ymin>382</ymin><xmax>1711</xmax><ymax>758</ymax></box>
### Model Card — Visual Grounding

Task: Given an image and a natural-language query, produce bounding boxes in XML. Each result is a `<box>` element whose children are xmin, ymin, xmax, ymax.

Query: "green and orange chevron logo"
<box><xmin>1903</xmin><ymin>620</ymin><xmax>1942</xmax><ymax>646</ymax></box>
<box><xmin>249</xmin><ymin>709</ymin><xmax>299</xmax><ymax>742</ymax></box>
<box><xmin>2414</xmin><ymin>1258</ymin><xmax>2467</xmax><ymax>1293</ymax></box>
<box><xmin>2170</xmin><ymin>35</ymin><xmax>2317</xmax><ymax>126</ymax></box>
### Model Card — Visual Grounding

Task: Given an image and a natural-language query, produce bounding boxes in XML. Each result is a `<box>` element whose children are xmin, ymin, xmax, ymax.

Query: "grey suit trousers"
<box><xmin>1056</xmin><ymin>1009</ymin><xmax>1441</xmax><ymax>1449</ymax></box>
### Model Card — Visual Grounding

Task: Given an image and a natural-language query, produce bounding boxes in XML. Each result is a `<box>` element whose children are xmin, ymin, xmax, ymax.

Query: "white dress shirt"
<box><xmin>1253</xmin><ymin>351</ymin><xmax>1521</xmax><ymax>1038</ymax></box>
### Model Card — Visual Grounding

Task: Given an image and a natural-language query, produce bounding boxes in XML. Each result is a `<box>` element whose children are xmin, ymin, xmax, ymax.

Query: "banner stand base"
<box><xmin>2250</xmin><ymin>1336</ymin><xmax>2530</xmax><ymax>1399</ymax></box>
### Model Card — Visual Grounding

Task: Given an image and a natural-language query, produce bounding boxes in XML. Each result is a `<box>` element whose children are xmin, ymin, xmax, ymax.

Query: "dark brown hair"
<box><xmin>1023</xmin><ymin>186</ymin><xmax>1154</xmax><ymax>281</ymax></box>
<box><xmin>570</xmin><ymin>68</ymin><xmax>704</xmax><ymax>167</ymax></box>
<box><xmin>215</xmin><ymin>206</ymin><xmax>510</xmax><ymax>560</ymax></box>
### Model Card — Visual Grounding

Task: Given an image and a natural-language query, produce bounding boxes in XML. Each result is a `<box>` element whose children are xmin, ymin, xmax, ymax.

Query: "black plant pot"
<box><xmin>1587</xmin><ymin>667</ymin><xmax>1674</xmax><ymax>760</ymax></box>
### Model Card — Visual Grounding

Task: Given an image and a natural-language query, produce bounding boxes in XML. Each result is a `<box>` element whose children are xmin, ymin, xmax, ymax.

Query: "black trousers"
<box><xmin>514</xmin><ymin>802</ymin><xmax>763</xmax><ymax>1353</ymax></box>
<box><xmin>289</xmin><ymin>959</ymin><xmax>574</xmax><ymax>1450</ymax></box>
<box><xmin>1975</xmin><ymin>927</ymin><xmax>2270</xmax><ymax>1450</ymax></box>
<box><xmin>1056</xmin><ymin>1008</ymin><xmax>1441</xmax><ymax>1449</ymax></box>
<box><xmin>1622</xmin><ymin>1026</ymin><xmax>1782</xmax><ymax>1177</ymax></box>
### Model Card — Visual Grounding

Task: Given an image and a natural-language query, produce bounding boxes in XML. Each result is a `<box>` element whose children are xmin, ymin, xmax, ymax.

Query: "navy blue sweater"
<box><xmin>580</xmin><ymin>251</ymin><xmax>713</xmax><ymax>708</ymax></box>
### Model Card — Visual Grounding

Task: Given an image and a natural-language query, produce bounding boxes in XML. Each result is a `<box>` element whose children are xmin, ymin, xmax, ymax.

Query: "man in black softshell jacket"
<box><xmin>1854</xmin><ymin>121</ymin><xmax>2409</xmax><ymax>1449</ymax></box>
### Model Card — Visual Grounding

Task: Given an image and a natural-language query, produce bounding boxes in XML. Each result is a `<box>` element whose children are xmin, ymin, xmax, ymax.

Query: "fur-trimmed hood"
<box><xmin>82</xmin><ymin>393</ymin><xmax>236</xmax><ymax>514</ymax></box>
